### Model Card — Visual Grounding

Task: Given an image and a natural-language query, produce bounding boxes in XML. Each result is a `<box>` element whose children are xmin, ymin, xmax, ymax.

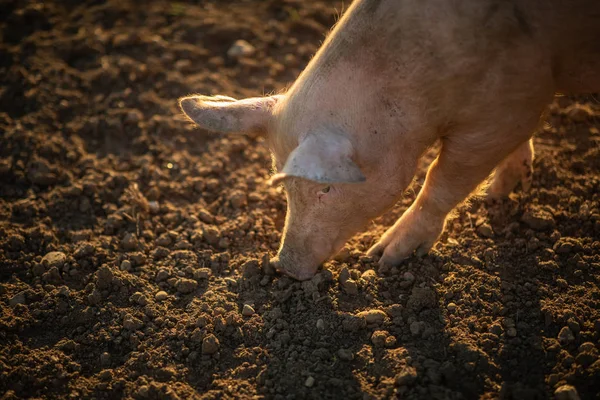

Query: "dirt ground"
<box><xmin>1</xmin><ymin>0</ymin><xmax>600</xmax><ymax>399</ymax></box>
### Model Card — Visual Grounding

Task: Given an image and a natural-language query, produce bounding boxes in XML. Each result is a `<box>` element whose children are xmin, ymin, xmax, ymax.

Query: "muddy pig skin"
<box><xmin>179</xmin><ymin>0</ymin><xmax>600</xmax><ymax>280</ymax></box>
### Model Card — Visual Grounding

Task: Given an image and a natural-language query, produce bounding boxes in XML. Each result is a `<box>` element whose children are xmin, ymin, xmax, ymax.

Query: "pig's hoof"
<box><xmin>367</xmin><ymin>214</ymin><xmax>443</xmax><ymax>268</ymax></box>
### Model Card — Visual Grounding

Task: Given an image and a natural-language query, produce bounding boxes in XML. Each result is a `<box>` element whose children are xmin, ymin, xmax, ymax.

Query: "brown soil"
<box><xmin>1</xmin><ymin>1</ymin><xmax>600</xmax><ymax>399</ymax></box>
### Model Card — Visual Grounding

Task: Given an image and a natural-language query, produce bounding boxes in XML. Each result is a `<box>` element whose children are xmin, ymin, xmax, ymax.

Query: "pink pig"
<box><xmin>180</xmin><ymin>0</ymin><xmax>600</xmax><ymax>280</ymax></box>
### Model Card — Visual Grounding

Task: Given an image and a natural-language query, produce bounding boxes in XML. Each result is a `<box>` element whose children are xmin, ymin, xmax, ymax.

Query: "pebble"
<box><xmin>316</xmin><ymin>319</ymin><xmax>325</xmax><ymax>330</ymax></box>
<box><xmin>242</xmin><ymin>304</ymin><xmax>255</xmax><ymax>317</ymax></box>
<box><xmin>395</xmin><ymin>366</ymin><xmax>417</xmax><ymax>386</ymax></box>
<box><xmin>403</xmin><ymin>271</ymin><xmax>415</xmax><ymax>282</ymax></box>
<box><xmin>42</xmin><ymin>251</ymin><xmax>67</xmax><ymax>268</ymax></box>
<box><xmin>74</xmin><ymin>243</ymin><xmax>95</xmax><ymax>258</ymax></box>
<box><xmin>554</xmin><ymin>384</ymin><xmax>581</xmax><ymax>400</ymax></box>
<box><xmin>357</xmin><ymin>309</ymin><xmax>386</xmax><ymax>325</ymax></box>
<box><xmin>361</xmin><ymin>269</ymin><xmax>377</xmax><ymax>282</ymax></box>
<box><xmin>227</xmin><ymin>40</ymin><xmax>255</xmax><ymax>59</ymax></box>
<box><xmin>334</xmin><ymin>247</ymin><xmax>351</xmax><ymax>262</ymax></box>
<box><xmin>506</xmin><ymin>327</ymin><xmax>517</xmax><ymax>337</ymax></box>
<box><xmin>564</xmin><ymin>103</ymin><xmax>593</xmax><ymax>122</ymax></box>
<box><xmin>447</xmin><ymin>302</ymin><xmax>457</xmax><ymax>312</ymax></box>
<box><xmin>175</xmin><ymin>278</ymin><xmax>198</xmax><ymax>294</ymax></box>
<box><xmin>9</xmin><ymin>292</ymin><xmax>26</xmax><ymax>307</ymax></box>
<box><xmin>123</xmin><ymin>314</ymin><xmax>144</xmax><ymax>331</ymax></box>
<box><xmin>410</xmin><ymin>321</ymin><xmax>422</xmax><ymax>336</ymax></box>
<box><xmin>155</xmin><ymin>291</ymin><xmax>168</xmax><ymax>301</ymax></box>
<box><xmin>337</xmin><ymin>348</ymin><xmax>354</xmax><ymax>361</ymax></box>
<box><xmin>100</xmin><ymin>352</ymin><xmax>111</xmax><ymax>366</ymax></box>
<box><xmin>148</xmin><ymin>201</ymin><xmax>160</xmax><ymax>214</ymax></box>
<box><xmin>304</xmin><ymin>376</ymin><xmax>315</xmax><ymax>388</ymax></box>
<box><xmin>121</xmin><ymin>233</ymin><xmax>138</xmax><ymax>251</ymax></box>
<box><xmin>558</xmin><ymin>326</ymin><xmax>575</xmax><ymax>345</ymax></box>
<box><xmin>202</xmin><ymin>334</ymin><xmax>220</xmax><ymax>355</ymax></box>
<box><xmin>342</xmin><ymin>279</ymin><xmax>358</xmax><ymax>295</ymax></box>
<box><xmin>194</xmin><ymin>268</ymin><xmax>211</xmax><ymax>280</ymax></box>
<box><xmin>120</xmin><ymin>260</ymin><xmax>132</xmax><ymax>271</ymax></box>
<box><xmin>521</xmin><ymin>209</ymin><xmax>555</xmax><ymax>231</ymax></box>
<box><xmin>477</xmin><ymin>223</ymin><xmax>494</xmax><ymax>238</ymax></box>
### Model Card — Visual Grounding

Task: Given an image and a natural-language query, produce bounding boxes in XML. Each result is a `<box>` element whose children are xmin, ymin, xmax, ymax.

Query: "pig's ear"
<box><xmin>270</xmin><ymin>130</ymin><xmax>366</xmax><ymax>185</ymax></box>
<box><xmin>179</xmin><ymin>95</ymin><xmax>281</xmax><ymax>135</ymax></box>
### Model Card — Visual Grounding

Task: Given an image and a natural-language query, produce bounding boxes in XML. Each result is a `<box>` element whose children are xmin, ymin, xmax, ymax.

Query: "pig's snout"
<box><xmin>269</xmin><ymin>256</ymin><xmax>319</xmax><ymax>281</ymax></box>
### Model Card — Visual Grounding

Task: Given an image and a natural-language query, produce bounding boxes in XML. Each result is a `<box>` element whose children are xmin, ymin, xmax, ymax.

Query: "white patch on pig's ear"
<box><xmin>179</xmin><ymin>94</ymin><xmax>281</xmax><ymax>135</ymax></box>
<box><xmin>270</xmin><ymin>130</ymin><xmax>366</xmax><ymax>185</ymax></box>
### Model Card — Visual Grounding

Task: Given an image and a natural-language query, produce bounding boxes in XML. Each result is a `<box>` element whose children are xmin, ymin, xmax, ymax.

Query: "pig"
<box><xmin>179</xmin><ymin>0</ymin><xmax>600</xmax><ymax>280</ymax></box>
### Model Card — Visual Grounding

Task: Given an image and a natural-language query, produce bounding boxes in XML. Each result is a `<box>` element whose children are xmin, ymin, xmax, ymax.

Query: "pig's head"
<box><xmin>179</xmin><ymin>94</ymin><xmax>408</xmax><ymax>280</ymax></box>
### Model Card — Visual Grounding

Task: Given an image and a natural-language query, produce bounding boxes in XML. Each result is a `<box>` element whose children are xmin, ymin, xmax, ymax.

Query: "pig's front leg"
<box><xmin>367</xmin><ymin>135</ymin><xmax>532</xmax><ymax>267</ymax></box>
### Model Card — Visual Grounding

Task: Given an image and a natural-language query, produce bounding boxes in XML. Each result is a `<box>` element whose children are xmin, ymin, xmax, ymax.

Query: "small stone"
<box><xmin>477</xmin><ymin>223</ymin><xmax>494</xmax><ymax>238</ymax></box>
<box><xmin>120</xmin><ymin>260</ymin><xmax>132</xmax><ymax>271</ymax></box>
<box><xmin>556</xmin><ymin>278</ymin><xmax>568</xmax><ymax>289</ymax></box>
<box><xmin>342</xmin><ymin>278</ymin><xmax>358</xmax><ymax>295</ymax></box>
<box><xmin>564</xmin><ymin>103</ymin><xmax>593</xmax><ymax>122</ymax></box>
<box><xmin>9</xmin><ymin>292</ymin><xmax>26</xmax><ymax>307</ymax></box>
<box><xmin>227</xmin><ymin>40</ymin><xmax>255</xmax><ymax>59</ymax></box>
<box><xmin>361</xmin><ymin>269</ymin><xmax>377</xmax><ymax>282</ymax></box>
<box><xmin>316</xmin><ymin>319</ymin><xmax>325</xmax><ymax>330</ymax></box>
<box><xmin>100</xmin><ymin>352</ymin><xmax>111</xmax><ymax>366</ymax></box>
<box><xmin>74</xmin><ymin>243</ymin><xmax>95</xmax><ymax>258</ymax></box>
<box><xmin>578</xmin><ymin>342</ymin><xmax>595</xmax><ymax>353</ymax></box>
<box><xmin>42</xmin><ymin>266</ymin><xmax>62</xmax><ymax>284</ymax></box>
<box><xmin>337</xmin><ymin>348</ymin><xmax>354</xmax><ymax>361</ymax></box>
<box><xmin>334</xmin><ymin>247</ymin><xmax>351</xmax><ymax>262</ymax></box>
<box><xmin>123</xmin><ymin>314</ymin><xmax>143</xmax><ymax>331</ymax></box>
<box><xmin>42</xmin><ymin>251</ymin><xmax>67</xmax><ymax>268</ymax></box>
<box><xmin>155</xmin><ymin>291</ymin><xmax>168</xmax><ymax>301</ymax></box>
<box><xmin>175</xmin><ymin>278</ymin><xmax>198</xmax><ymax>294</ymax></box>
<box><xmin>357</xmin><ymin>309</ymin><xmax>386</xmax><ymax>325</ymax></box>
<box><xmin>96</xmin><ymin>265</ymin><xmax>114</xmax><ymax>290</ymax></box>
<box><xmin>130</xmin><ymin>292</ymin><xmax>148</xmax><ymax>306</ymax></box>
<box><xmin>410</xmin><ymin>321</ymin><xmax>422</xmax><ymax>336</ymax></box>
<box><xmin>121</xmin><ymin>233</ymin><xmax>138</xmax><ymax>251</ymax></box>
<box><xmin>242</xmin><ymin>304</ymin><xmax>255</xmax><ymax>317</ymax></box>
<box><xmin>230</xmin><ymin>191</ymin><xmax>247</xmax><ymax>208</ymax></box>
<box><xmin>521</xmin><ymin>209</ymin><xmax>555</xmax><ymax>231</ymax></box>
<box><xmin>202</xmin><ymin>334</ymin><xmax>220</xmax><ymax>355</ymax></box>
<box><xmin>194</xmin><ymin>268</ymin><xmax>211</xmax><ymax>280</ymax></box>
<box><xmin>506</xmin><ymin>327</ymin><xmax>517</xmax><ymax>337</ymax></box>
<box><xmin>395</xmin><ymin>366</ymin><xmax>417</xmax><ymax>386</ymax></box>
<box><xmin>403</xmin><ymin>271</ymin><xmax>415</xmax><ymax>282</ymax></box>
<box><xmin>304</xmin><ymin>376</ymin><xmax>315</xmax><ymax>388</ymax></box>
<box><xmin>99</xmin><ymin>369</ymin><xmax>112</xmax><ymax>381</ymax></box>
<box><xmin>558</xmin><ymin>326</ymin><xmax>575</xmax><ymax>345</ymax></box>
<box><xmin>554</xmin><ymin>384</ymin><xmax>581</xmax><ymax>400</ymax></box>
<box><xmin>156</xmin><ymin>269</ymin><xmax>170</xmax><ymax>282</ymax></box>
<box><xmin>447</xmin><ymin>302</ymin><xmax>457</xmax><ymax>312</ymax></box>
<box><xmin>148</xmin><ymin>201</ymin><xmax>159</xmax><ymax>214</ymax></box>
<box><xmin>32</xmin><ymin>263</ymin><xmax>45</xmax><ymax>276</ymax></box>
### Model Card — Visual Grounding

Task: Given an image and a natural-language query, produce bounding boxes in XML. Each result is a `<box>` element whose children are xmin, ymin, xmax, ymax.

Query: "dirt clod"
<box><xmin>202</xmin><ymin>334</ymin><xmax>220</xmax><ymax>355</ymax></box>
<box><xmin>554</xmin><ymin>385</ymin><xmax>581</xmax><ymax>400</ymax></box>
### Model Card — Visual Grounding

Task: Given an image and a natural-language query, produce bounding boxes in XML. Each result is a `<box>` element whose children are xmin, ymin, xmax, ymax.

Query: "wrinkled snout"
<box><xmin>269</xmin><ymin>255</ymin><xmax>320</xmax><ymax>281</ymax></box>
<box><xmin>270</xmin><ymin>235</ymin><xmax>344</xmax><ymax>281</ymax></box>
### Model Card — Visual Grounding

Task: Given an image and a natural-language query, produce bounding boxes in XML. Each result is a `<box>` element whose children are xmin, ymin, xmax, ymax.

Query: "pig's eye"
<box><xmin>319</xmin><ymin>186</ymin><xmax>331</xmax><ymax>194</ymax></box>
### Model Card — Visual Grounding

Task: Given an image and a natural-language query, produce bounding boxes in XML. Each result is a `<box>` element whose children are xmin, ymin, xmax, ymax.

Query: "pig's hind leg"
<box><xmin>367</xmin><ymin>127</ymin><xmax>540</xmax><ymax>267</ymax></box>
<box><xmin>487</xmin><ymin>138</ymin><xmax>534</xmax><ymax>198</ymax></box>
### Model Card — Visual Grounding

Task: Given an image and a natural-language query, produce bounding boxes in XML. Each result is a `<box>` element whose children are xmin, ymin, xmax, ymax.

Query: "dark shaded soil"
<box><xmin>1</xmin><ymin>0</ymin><xmax>600</xmax><ymax>399</ymax></box>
